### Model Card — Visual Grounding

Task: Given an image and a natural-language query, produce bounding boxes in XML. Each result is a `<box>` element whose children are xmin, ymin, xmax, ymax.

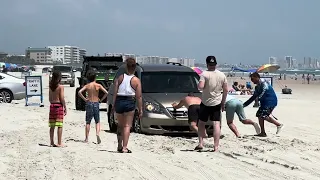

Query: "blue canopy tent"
<box><xmin>231</xmin><ymin>66</ymin><xmax>257</xmax><ymax>72</ymax></box>
<box><xmin>4</xmin><ymin>63</ymin><xmax>11</xmax><ymax>68</ymax></box>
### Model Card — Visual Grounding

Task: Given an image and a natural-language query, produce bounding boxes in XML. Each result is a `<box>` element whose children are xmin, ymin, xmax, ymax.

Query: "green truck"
<box><xmin>75</xmin><ymin>55</ymin><xmax>124</xmax><ymax>111</ymax></box>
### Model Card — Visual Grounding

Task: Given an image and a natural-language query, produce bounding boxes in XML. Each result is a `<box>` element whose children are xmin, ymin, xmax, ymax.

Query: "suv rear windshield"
<box><xmin>90</xmin><ymin>65</ymin><xmax>119</xmax><ymax>72</ymax></box>
<box><xmin>141</xmin><ymin>72</ymin><xmax>200</xmax><ymax>93</ymax></box>
<box><xmin>53</xmin><ymin>66</ymin><xmax>72</xmax><ymax>72</ymax></box>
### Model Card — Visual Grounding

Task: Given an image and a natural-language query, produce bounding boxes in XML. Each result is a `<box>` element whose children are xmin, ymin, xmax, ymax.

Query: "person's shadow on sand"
<box><xmin>98</xmin><ymin>149</ymin><xmax>119</xmax><ymax>153</ymax></box>
<box><xmin>38</xmin><ymin>143</ymin><xmax>51</xmax><ymax>147</ymax></box>
<box><xmin>180</xmin><ymin>149</ymin><xmax>214</xmax><ymax>152</ymax></box>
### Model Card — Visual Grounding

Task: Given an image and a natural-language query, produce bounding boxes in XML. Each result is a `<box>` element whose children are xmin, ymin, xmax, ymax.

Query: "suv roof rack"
<box><xmin>166</xmin><ymin>62</ymin><xmax>182</xmax><ymax>66</ymax></box>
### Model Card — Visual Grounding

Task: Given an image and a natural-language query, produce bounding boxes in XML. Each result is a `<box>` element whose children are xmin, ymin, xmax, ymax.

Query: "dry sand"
<box><xmin>1</xmin><ymin>73</ymin><xmax>320</xmax><ymax>180</ymax></box>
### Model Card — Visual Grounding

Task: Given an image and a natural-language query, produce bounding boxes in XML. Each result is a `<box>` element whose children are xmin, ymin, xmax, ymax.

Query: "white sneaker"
<box><xmin>276</xmin><ymin>124</ymin><xmax>283</xmax><ymax>134</ymax></box>
<box><xmin>253</xmin><ymin>123</ymin><xmax>261</xmax><ymax>134</ymax></box>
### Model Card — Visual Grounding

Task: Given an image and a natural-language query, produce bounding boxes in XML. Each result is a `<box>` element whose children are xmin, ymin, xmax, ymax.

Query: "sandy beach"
<box><xmin>1</xmin><ymin>73</ymin><xmax>320</xmax><ymax>180</ymax></box>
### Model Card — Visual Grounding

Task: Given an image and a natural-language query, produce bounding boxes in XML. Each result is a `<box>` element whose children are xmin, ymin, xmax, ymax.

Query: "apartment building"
<box><xmin>48</xmin><ymin>46</ymin><xmax>87</xmax><ymax>64</ymax></box>
<box><xmin>0</xmin><ymin>52</ymin><xmax>8</xmax><ymax>60</ymax></box>
<box><xmin>268</xmin><ymin>57</ymin><xmax>277</xmax><ymax>64</ymax></box>
<box><xmin>105</xmin><ymin>52</ymin><xmax>195</xmax><ymax>67</ymax></box>
<box><xmin>25</xmin><ymin>47</ymin><xmax>52</xmax><ymax>63</ymax></box>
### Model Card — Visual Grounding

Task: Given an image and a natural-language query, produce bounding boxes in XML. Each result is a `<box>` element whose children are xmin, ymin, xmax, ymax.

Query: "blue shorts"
<box><xmin>225</xmin><ymin>99</ymin><xmax>246</xmax><ymax>121</ymax></box>
<box><xmin>115</xmin><ymin>96</ymin><xmax>136</xmax><ymax>114</ymax></box>
<box><xmin>85</xmin><ymin>102</ymin><xmax>100</xmax><ymax>124</ymax></box>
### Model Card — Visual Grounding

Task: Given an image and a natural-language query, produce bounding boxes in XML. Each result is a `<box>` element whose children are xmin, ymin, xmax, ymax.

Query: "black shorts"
<box><xmin>256</xmin><ymin>106</ymin><xmax>275</xmax><ymax>119</ymax></box>
<box><xmin>187</xmin><ymin>105</ymin><xmax>200</xmax><ymax>123</ymax></box>
<box><xmin>199</xmin><ymin>103</ymin><xmax>221</xmax><ymax>122</ymax></box>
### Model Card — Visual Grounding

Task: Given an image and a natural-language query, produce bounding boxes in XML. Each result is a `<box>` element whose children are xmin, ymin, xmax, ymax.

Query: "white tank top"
<box><xmin>117</xmin><ymin>74</ymin><xmax>136</xmax><ymax>96</ymax></box>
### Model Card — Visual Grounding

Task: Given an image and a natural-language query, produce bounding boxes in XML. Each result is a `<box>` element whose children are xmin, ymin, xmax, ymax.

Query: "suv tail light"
<box><xmin>23</xmin><ymin>82</ymin><xmax>26</xmax><ymax>86</ymax></box>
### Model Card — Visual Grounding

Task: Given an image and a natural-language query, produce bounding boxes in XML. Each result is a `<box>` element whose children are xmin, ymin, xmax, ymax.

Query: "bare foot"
<box><xmin>50</xmin><ymin>144</ymin><xmax>57</xmax><ymax>147</ymax></box>
<box><xmin>213</xmin><ymin>146</ymin><xmax>219</xmax><ymax>152</ymax></box>
<box><xmin>84</xmin><ymin>139</ymin><xmax>88</xmax><ymax>143</ymax></box>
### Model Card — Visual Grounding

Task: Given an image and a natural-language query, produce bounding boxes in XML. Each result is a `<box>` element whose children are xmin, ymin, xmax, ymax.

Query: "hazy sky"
<box><xmin>1</xmin><ymin>0</ymin><xmax>319</xmax><ymax>64</ymax></box>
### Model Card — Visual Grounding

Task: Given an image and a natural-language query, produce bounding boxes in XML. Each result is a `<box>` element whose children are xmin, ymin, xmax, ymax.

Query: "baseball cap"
<box><xmin>206</xmin><ymin>56</ymin><xmax>217</xmax><ymax>65</ymax></box>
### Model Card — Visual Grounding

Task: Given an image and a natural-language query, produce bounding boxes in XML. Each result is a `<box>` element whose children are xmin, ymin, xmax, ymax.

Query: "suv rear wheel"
<box><xmin>107</xmin><ymin>105</ymin><xmax>117</xmax><ymax>132</ymax></box>
<box><xmin>132</xmin><ymin>110</ymin><xmax>141</xmax><ymax>133</ymax></box>
<box><xmin>75</xmin><ymin>87</ymin><xmax>85</xmax><ymax>110</ymax></box>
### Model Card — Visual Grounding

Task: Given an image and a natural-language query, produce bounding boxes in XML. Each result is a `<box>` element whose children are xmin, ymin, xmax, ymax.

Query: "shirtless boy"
<box><xmin>49</xmin><ymin>70</ymin><xmax>67</xmax><ymax>147</ymax></box>
<box><xmin>172</xmin><ymin>92</ymin><xmax>207</xmax><ymax>150</ymax></box>
<box><xmin>78</xmin><ymin>70</ymin><xmax>108</xmax><ymax>144</ymax></box>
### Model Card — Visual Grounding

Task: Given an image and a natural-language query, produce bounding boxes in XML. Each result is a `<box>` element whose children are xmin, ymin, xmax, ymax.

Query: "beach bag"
<box><xmin>282</xmin><ymin>88</ymin><xmax>292</xmax><ymax>94</ymax></box>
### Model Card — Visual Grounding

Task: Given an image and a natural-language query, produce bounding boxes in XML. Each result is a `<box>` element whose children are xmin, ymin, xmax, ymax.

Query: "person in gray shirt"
<box><xmin>198</xmin><ymin>56</ymin><xmax>228</xmax><ymax>152</ymax></box>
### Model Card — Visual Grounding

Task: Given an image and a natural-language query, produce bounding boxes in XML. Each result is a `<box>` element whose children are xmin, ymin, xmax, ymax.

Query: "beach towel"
<box><xmin>49</xmin><ymin>103</ymin><xmax>64</xmax><ymax>127</ymax></box>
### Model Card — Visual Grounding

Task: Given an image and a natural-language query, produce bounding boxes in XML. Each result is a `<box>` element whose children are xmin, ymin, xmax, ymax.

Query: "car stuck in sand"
<box><xmin>106</xmin><ymin>62</ymin><xmax>213</xmax><ymax>135</ymax></box>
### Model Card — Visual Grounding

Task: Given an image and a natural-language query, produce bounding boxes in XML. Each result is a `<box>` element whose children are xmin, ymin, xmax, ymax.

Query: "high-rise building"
<box><xmin>79</xmin><ymin>49</ymin><xmax>86</xmax><ymax>63</ymax></box>
<box><xmin>25</xmin><ymin>47</ymin><xmax>52</xmax><ymax>63</ymax></box>
<box><xmin>48</xmin><ymin>45</ymin><xmax>86</xmax><ymax>64</ymax></box>
<box><xmin>285</xmin><ymin>56</ymin><xmax>293</xmax><ymax>68</ymax></box>
<box><xmin>308</xmin><ymin>57</ymin><xmax>312</xmax><ymax>68</ymax></box>
<box><xmin>268</xmin><ymin>57</ymin><xmax>277</xmax><ymax>64</ymax></box>
<box><xmin>292</xmin><ymin>59</ymin><xmax>297</xmax><ymax>68</ymax></box>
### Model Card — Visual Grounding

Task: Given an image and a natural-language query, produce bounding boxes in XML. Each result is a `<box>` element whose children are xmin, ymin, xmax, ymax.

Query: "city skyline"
<box><xmin>3</xmin><ymin>47</ymin><xmax>320</xmax><ymax>69</ymax></box>
<box><xmin>268</xmin><ymin>56</ymin><xmax>320</xmax><ymax>69</ymax></box>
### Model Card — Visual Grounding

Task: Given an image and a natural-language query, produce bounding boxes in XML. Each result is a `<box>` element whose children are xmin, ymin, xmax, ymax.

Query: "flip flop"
<box><xmin>254</xmin><ymin>133</ymin><xmax>267</xmax><ymax>137</ymax></box>
<box><xmin>194</xmin><ymin>145</ymin><xmax>203</xmax><ymax>151</ymax></box>
<box><xmin>120</xmin><ymin>149</ymin><xmax>132</xmax><ymax>153</ymax></box>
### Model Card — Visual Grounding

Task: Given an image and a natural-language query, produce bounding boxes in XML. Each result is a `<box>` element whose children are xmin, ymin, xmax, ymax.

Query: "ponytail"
<box><xmin>50</xmin><ymin>70</ymin><xmax>62</xmax><ymax>91</ymax></box>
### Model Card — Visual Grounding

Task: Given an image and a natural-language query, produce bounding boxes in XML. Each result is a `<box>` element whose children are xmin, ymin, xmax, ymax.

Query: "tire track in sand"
<box><xmin>118</xmin><ymin>153</ymin><xmax>197</xmax><ymax>180</ymax></box>
<box><xmin>176</xmin><ymin>150</ymin><xmax>285</xmax><ymax>180</ymax></box>
<box><xmin>175</xmin><ymin>151</ymin><xmax>228</xmax><ymax>180</ymax></box>
<box><xmin>118</xmin><ymin>154</ymin><xmax>161</xmax><ymax>180</ymax></box>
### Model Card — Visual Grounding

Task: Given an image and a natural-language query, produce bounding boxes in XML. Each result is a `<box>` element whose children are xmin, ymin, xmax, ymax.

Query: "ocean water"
<box><xmin>215</xmin><ymin>68</ymin><xmax>320</xmax><ymax>76</ymax></box>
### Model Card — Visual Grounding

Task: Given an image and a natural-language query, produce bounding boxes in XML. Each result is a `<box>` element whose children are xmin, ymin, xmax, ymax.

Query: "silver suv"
<box><xmin>106</xmin><ymin>62</ymin><xmax>213</xmax><ymax>135</ymax></box>
<box><xmin>49</xmin><ymin>65</ymin><xmax>76</xmax><ymax>87</ymax></box>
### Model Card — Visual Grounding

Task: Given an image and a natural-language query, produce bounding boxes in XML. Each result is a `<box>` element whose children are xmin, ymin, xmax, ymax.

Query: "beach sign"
<box><xmin>25</xmin><ymin>76</ymin><xmax>44</xmax><ymax>107</ymax></box>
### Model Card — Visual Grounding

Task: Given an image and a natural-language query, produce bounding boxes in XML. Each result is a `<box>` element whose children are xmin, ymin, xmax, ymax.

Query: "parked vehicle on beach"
<box><xmin>75</xmin><ymin>55</ymin><xmax>124</xmax><ymax>110</ymax></box>
<box><xmin>49</xmin><ymin>65</ymin><xmax>76</xmax><ymax>87</ymax></box>
<box><xmin>106</xmin><ymin>62</ymin><xmax>213</xmax><ymax>135</ymax></box>
<box><xmin>0</xmin><ymin>72</ymin><xmax>26</xmax><ymax>103</ymax></box>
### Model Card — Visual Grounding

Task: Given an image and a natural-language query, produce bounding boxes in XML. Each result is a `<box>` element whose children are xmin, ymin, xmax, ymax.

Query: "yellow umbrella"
<box><xmin>257</xmin><ymin>64</ymin><xmax>280</xmax><ymax>73</ymax></box>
